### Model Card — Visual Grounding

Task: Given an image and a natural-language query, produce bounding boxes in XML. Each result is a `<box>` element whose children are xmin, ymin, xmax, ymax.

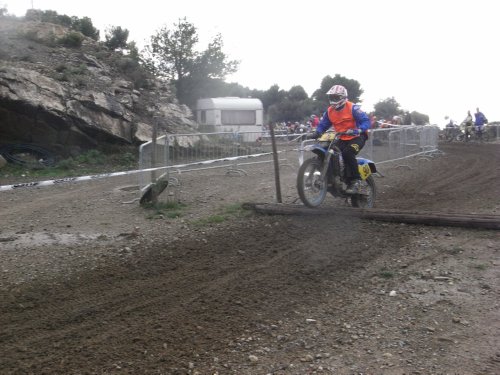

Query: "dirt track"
<box><xmin>0</xmin><ymin>142</ymin><xmax>499</xmax><ymax>374</ymax></box>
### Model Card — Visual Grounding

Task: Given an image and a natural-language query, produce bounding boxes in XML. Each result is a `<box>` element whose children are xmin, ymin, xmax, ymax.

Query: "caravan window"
<box><xmin>221</xmin><ymin>110</ymin><xmax>256</xmax><ymax>125</ymax></box>
<box><xmin>200</xmin><ymin>110</ymin><xmax>207</xmax><ymax>124</ymax></box>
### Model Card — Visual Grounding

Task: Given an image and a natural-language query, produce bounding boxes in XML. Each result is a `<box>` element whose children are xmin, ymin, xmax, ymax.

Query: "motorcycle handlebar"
<box><xmin>305</xmin><ymin>131</ymin><xmax>348</xmax><ymax>140</ymax></box>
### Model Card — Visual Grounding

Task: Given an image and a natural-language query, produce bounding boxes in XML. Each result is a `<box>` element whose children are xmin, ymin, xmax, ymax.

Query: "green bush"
<box><xmin>55</xmin><ymin>64</ymin><xmax>67</xmax><ymax>73</ymax></box>
<box><xmin>114</xmin><ymin>56</ymin><xmax>152</xmax><ymax>89</ymax></box>
<box><xmin>73</xmin><ymin>17</ymin><xmax>99</xmax><ymax>40</ymax></box>
<box><xmin>120</xmin><ymin>152</ymin><xmax>136</xmax><ymax>166</ymax></box>
<box><xmin>58</xmin><ymin>32</ymin><xmax>84</xmax><ymax>48</ymax></box>
<box><xmin>104</xmin><ymin>26</ymin><xmax>129</xmax><ymax>50</ymax></box>
<box><xmin>57</xmin><ymin>158</ymin><xmax>77</xmax><ymax>170</ymax></box>
<box><xmin>76</xmin><ymin>149</ymin><xmax>105</xmax><ymax>165</ymax></box>
<box><xmin>144</xmin><ymin>201</ymin><xmax>187</xmax><ymax>220</ymax></box>
<box><xmin>54</xmin><ymin>63</ymin><xmax>88</xmax><ymax>84</ymax></box>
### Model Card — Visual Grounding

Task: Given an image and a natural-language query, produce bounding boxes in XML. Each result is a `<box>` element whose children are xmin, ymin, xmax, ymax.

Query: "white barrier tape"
<box><xmin>0</xmin><ymin>152</ymin><xmax>274</xmax><ymax>192</ymax></box>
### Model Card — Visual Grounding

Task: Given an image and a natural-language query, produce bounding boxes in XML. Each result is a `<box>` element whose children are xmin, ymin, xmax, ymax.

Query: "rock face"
<box><xmin>0</xmin><ymin>17</ymin><xmax>198</xmax><ymax>156</ymax></box>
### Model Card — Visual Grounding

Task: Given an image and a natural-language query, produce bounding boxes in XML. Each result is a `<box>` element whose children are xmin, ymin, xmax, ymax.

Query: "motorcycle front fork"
<box><xmin>320</xmin><ymin>152</ymin><xmax>346</xmax><ymax>192</ymax></box>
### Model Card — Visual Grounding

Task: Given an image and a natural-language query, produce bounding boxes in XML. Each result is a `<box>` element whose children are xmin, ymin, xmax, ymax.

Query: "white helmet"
<box><xmin>326</xmin><ymin>85</ymin><xmax>348</xmax><ymax>109</ymax></box>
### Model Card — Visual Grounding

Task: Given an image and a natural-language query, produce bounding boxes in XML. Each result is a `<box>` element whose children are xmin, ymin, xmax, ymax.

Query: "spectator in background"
<box><xmin>403</xmin><ymin>111</ymin><xmax>412</xmax><ymax>125</ymax></box>
<box><xmin>369</xmin><ymin>113</ymin><xmax>378</xmax><ymax>129</ymax></box>
<box><xmin>392</xmin><ymin>115</ymin><xmax>402</xmax><ymax>125</ymax></box>
<box><xmin>310</xmin><ymin>114</ymin><xmax>319</xmax><ymax>129</ymax></box>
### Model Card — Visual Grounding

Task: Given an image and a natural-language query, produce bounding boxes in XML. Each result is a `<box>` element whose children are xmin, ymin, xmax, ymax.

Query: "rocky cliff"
<box><xmin>0</xmin><ymin>16</ymin><xmax>198</xmax><ymax>156</ymax></box>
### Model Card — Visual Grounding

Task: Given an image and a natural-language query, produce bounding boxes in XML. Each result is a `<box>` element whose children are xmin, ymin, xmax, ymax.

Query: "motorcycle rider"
<box><xmin>312</xmin><ymin>85</ymin><xmax>371</xmax><ymax>194</ymax></box>
<box><xmin>444</xmin><ymin>116</ymin><xmax>457</xmax><ymax>139</ymax></box>
<box><xmin>461</xmin><ymin>111</ymin><xmax>474</xmax><ymax>142</ymax></box>
<box><xmin>474</xmin><ymin>108</ymin><xmax>488</xmax><ymax>139</ymax></box>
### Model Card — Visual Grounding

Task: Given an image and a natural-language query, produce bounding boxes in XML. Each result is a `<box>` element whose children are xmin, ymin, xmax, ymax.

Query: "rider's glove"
<box><xmin>346</xmin><ymin>129</ymin><xmax>359</xmax><ymax>136</ymax></box>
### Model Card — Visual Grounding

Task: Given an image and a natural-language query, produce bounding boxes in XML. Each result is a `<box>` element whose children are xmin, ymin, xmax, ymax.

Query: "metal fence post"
<box><xmin>150</xmin><ymin>116</ymin><xmax>158</xmax><ymax>204</ymax></box>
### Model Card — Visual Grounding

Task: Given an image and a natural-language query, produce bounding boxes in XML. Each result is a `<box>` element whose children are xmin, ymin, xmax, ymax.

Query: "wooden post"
<box><xmin>269</xmin><ymin>123</ymin><xmax>282</xmax><ymax>203</ymax></box>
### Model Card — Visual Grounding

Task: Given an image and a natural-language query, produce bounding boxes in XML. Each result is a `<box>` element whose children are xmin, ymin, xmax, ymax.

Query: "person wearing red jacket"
<box><xmin>313</xmin><ymin>85</ymin><xmax>371</xmax><ymax>194</ymax></box>
<box><xmin>310</xmin><ymin>114</ymin><xmax>320</xmax><ymax>129</ymax></box>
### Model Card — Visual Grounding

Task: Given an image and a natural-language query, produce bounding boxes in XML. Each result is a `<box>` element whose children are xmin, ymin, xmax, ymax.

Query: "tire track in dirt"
<box><xmin>0</xmin><ymin>214</ymin><xmax>415</xmax><ymax>373</ymax></box>
<box><xmin>1</xmin><ymin>142</ymin><xmax>499</xmax><ymax>374</ymax></box>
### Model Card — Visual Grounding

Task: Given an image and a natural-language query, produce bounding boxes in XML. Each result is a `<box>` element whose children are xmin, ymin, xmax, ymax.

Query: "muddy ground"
<box><xmin>0</xmin><ymin>142</ymin><xmax>499</xmax><ymax>375</ymax></box>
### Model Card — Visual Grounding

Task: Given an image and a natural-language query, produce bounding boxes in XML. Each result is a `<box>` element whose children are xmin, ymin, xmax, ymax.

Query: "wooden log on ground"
<box><xmin>242</xmin><ymin>203</ymin><xmax>500</xmax><ymax>230</ymax></box>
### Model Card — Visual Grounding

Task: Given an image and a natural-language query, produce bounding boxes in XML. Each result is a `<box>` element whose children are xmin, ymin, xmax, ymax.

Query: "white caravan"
<box><xmin>196</xmin><ymin>97</ymin><xmax>264</xmax><ymax>141</ymax></box>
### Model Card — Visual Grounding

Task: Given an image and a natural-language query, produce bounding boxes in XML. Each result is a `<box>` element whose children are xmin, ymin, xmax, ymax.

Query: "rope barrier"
<box><xmin>0</xmin><ymin>152</ymin><xmax>273</xmax><ymax>192</ymax></box>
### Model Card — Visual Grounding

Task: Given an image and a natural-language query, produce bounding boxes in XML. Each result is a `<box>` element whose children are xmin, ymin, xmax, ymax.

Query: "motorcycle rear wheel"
<box><xmin>350</xmin><ymin>175</ymin><xmax>376</xmax><ymax>208</ymax></box>
<box><xmin>480</xmin><ymin>132</ymin><xmax>491</xmax><ymax>142</ymax></box>
<box><xmin>297</xmin><ymin>157</ymin><xmax>327</xmax><ymax>208</ymax></box>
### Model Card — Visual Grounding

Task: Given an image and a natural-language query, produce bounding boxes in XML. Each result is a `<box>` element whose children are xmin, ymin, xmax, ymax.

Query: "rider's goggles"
<box><xmin>328</xmin><ymin>94</ymin><xmax>344</xmax><ymax>102</ymax></box>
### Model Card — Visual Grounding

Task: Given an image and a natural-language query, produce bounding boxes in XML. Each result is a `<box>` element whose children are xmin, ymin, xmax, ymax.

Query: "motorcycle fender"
<box><xmin>306</xmin><ymin>145</ymin><xmax>327</xmax><ymax>158</ymax></box>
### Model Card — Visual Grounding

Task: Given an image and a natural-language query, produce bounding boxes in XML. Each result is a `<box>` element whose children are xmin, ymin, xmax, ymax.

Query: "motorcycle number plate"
<box><xmin>359</xmin><ymin>163</ymin><xmax>371</xmax><ymax>180</ymax></box>
<box><xmin>319</xmin><ymin>132</ymin><xmax>337</xmax><ymax>141</ymax></box>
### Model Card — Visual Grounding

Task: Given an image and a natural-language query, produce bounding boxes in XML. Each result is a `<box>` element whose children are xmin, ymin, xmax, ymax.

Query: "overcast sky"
<box><xmin>2</xmin><ymin>0</ymin><xmax>498</xmax><ymax>125</ymax></box>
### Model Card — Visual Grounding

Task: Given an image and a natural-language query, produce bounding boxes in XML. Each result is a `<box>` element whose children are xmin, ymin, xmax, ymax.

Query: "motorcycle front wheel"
<box><xmin>351</xmin><ymin>175</ymin><xmax>376</xmax><ymax>208</ymax></box>
<box><xmin>297</xmin><ymin>157</ymin><xmax>327</xmax><ymax>208</ymax></box>
<box><xmin>445</xmin><ymin>131</ymin><xmax>455</xmax><ymax>142</ymax></box>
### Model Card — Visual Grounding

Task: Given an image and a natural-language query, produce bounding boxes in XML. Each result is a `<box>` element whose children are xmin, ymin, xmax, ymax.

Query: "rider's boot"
<box><xmin>345</xmin><ymin>179</ymin><xmax>361</xmax><ymax>194</ymax></box>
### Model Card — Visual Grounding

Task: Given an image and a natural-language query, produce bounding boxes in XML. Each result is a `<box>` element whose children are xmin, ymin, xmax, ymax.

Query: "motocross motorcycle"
<box><xmin>452</xmin><ymin>123</ymin><xmax>491</xmax><ymax>143</ymax></box>
<box><xmin>297</xmin><ymin>131</ymin><xmax>377</xmax><ymax>208</ymax></box>
<box><xmin>444</xmin><ymin>125</ymin><xmax>463</xmax><ymax>142</ymax></box>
